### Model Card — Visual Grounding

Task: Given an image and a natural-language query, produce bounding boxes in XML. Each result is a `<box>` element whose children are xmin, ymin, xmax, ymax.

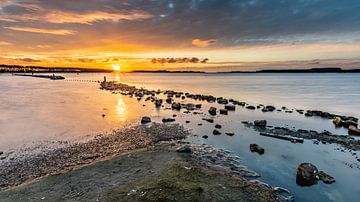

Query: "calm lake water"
<box><xmin>0</xmin><ymin>72</ymin><xmax>360</xmax><ymax>201</ymax></box>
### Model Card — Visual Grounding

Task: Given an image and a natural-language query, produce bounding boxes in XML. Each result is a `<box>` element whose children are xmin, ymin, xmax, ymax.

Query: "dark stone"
<box><xmin>208</xmin><ymin>107</ymin><xmax>217</xmax><ymax>116</ymax></box>
<box><xmin>215</xmin><ymin>124</ymin><xmax>222</xmax><ymax>129</ymax></box>
<box><xmin>225</xmin><ymin>132</ymin><xmax>235</xmax><ymax>136</ymax></box>
<box><xmin>219</xmin><ymin>109</ymin><xmax>228</xmax><ymax>115</ymax></box>
<box><xmin>249</xmin><ymin>144</ymin><xmax>264</xmax><ymax>155</ymax></box>
<box><xmin>202</xmin><ymin>135</ymin><xmax>208</xmax><ymax>139</ymax></box>
<box><xmin>0</xmin><ymin>151</ymin><xmax>3</xmax><ymax>156</ymax></box>
<box><xmin>166</xmin><ymin>97</ymin><xmax>172</xmax><ymax>104</ymax></box>
<box><xmin>202</xmin><ymin>118</ymin><xmax>214</xmax><ymax>123</ymax></box>
<box><xmin>185</xmin><ymin>120</ymin><xmax>190</xmax><ymax>123</ymax></box>
<box><xmin>171</xmin><ymin>103</ymin><xmax>181</xmax><ymax>110</ymax></box>
<box><xmin>254</xmin><ymin>120</ymin><xmax>267</xmax><ymax>127</ymax></box>
<box><xmin>213</xmin><ymin>129</ymin><xmax>221</xmax><ymax>135</ymax></box>
<box><xmin>162</xmin><ymin>118</ymin><xmax>176</xmax><ymax>123</ymax></box>
<box><xmin>225</xmin><ymin>104</ymin><xmax>236</xmax><ymax>111</ymax></box>
<box><xmin>155</xmin><ymin>99</ymin><xmax>162</xmax><ymax>107</ymax></box>
<box><xmin>318</xmin><ymin>171</ymin><xmax>335</xmax><ymax>184</ymax></box>
<box><xmin>246</xmin><ymin>105</ymin><xmax>256</xmax><ymax>110</ymax></box>
<box><xmin>141</xmin><ymin>116</ymin><xmax>151</xmax><ymax>124</ymax></box>
<box><xmin>296</xmin><ymin>163</ymin><xmax>319</xmax><ymax>186</ymax></box>
<box><xmin>262</xmin><ymin>105</ymin><xmax>276</xmax><ymax>112</ymax></box>
<box><xmin>176</xmin><ymin>145</ymin><xmax>191</xmax><ymax>153</ymax></box>
<box><xmin>195</xmin><ymin>104</ymin><xmax>202</xmax><ymax>108</ymax></box>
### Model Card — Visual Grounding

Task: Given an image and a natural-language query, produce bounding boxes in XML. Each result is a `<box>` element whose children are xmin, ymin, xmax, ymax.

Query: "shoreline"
<box><xmin>0</xmin><ymin>123</ymin><xmax>291</xmax><ymax>201</ymax></box>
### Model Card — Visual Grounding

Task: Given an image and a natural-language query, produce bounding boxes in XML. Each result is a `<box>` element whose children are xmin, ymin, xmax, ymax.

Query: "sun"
<box><xmin>111</xmin><ymin>64</ymin><xmax>121</xmax><ymax>72</ymax></box>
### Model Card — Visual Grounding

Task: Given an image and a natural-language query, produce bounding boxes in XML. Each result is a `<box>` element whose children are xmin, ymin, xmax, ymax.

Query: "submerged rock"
<box><xmin>225</xmin><ymin>132</ymin><xmax>235</xmax><ymax>136</ymax></box>
<box><xmin>208</xmin><ymin>107</ymin><xmax>217</xmax><ymax>116</ymax></box>
<box><xmin>162</xmin><ymin>118</ymin><xmax>176</xmax><ymax>123</ymax></box>
<box><xmin>318</xmin><ymin>171</ymin><xmax>335</xmax><ymax>184</ymax></box>
<box><xmin>246</xmin><ymin>105</ymin><xmax>256</xmax><ymax>110</ymax></box>
<box><xmin>249</xmin><ymin>144</ymin><xmax>264</xmax><ymax>155</ymax></box>
<box><xmin>141</xmin><ymin>116</ymin><xmax>151</xmax><ymax>124</ymax></box>
<box><xmin>254</xmin><ymin>120</ymin><xmax>267</xmax><ymax>127</ymax></box>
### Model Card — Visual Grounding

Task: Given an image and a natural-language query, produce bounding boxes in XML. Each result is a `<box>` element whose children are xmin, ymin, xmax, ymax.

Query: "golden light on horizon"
<box><xmin>111</xmin><ymin>64</ymin><xmax>121</xmax><ymax>72</ymax></box>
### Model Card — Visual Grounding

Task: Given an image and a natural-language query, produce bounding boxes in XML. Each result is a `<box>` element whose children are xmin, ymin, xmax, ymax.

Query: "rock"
<box><xmin>198</xmin><ymin>123</ymin><xmax>203</xmax><ymax>126</ymax></box>
<box><xmin>343</xmin><ymin>120</ymin><xmax>358</xmax><ymax>128</ymax></box>
<box><xmin>141</xmin><ymin>116</ymin><xmax>151</xmax><ymax>124</ymax></box>
<box><xmin>213</xmin><ymin>129</ymin><xmax>221</xmax><ymax>135</ymax></box>
<box><xmin>249</xmin><ymin>144</ymin><xmax>264</xmax><ymax>155</ymax></box>
<box><xmin>208</xmin><ymin>107</ymin><xmax>217</xmax><ymax>116</ymax></box>
<box><xmin>171</xmin><ymin>102</ymin><xmax>181</xmax><ymax>110</ymax></box>
<box><xmin>155</xmin><ymin>99</ymin><xmax>162</xmax><ymax>107</ymax></box>
<box><xmin>225</xmin><ymin>104</ymin><xmax>236</xmax><ymax>111</ymax></box>
<box><xmin>318</xmin><ymin>171</ymin><xmax>335</xmax><ymax>184</ymax></box>
<box><xmin>262</xmin><ymin>105</ymin><xmax>276</xmax><ymax>112</ymax></box>
<box><xmin>254</xmin><ymin>120</ymin><xmax>267</xmax><ymax>127</ymax></box>
<box><xmin>176</xmin><ymin>145</ymin><xmax>191</xmax><ymax>153</ymax></box>
<box><xmin>185</xmin><ymin>120</ymin><xmax>190</xmax><ymax>123</ymax></box>
<box><xmin>166</xmin><ymin>97</ymin><xmax>172</xmax><ymax>104</ymax></box>
<box><xmin>333</xmin><ymin>117</ymin><xmax>343</xmax><ymax>127</ymax></box>
<box><xmin>296</xmin><ymin>163</ymin><xmax>319</xmax><ymax>186</ymax></box>
<box><xmin>246</xmin><ymin>105</ymin><xmax>256</xmax><ymax>110</ymax></box>
<box><xmin>215</xmin><ymin>124</ymin><xmax>222</xmax><ymax>129</ymax></box>
<box><xmin>219</xmin><ymin>109</ymin><xmax>228</xmax><ymax>115</ymax></box>
<box><xmin>202</xmin><ymin>118</ymin><xmax>214</xmax><ymax>123</ymax></box>
<box><xmin>348</xmin><ymin>125</ymin><xmax>360</xmax><ymax>136</ymax></box>
<box><xmin>202</xmin><ymin>135</ymin><xmax>208</xmax><ymax>139</ymax></box>
<box><xmin>0</xmin><ymin>151</ymin><xmax>3</xmax><ymax>155</ymax></box>
<box><xmin>225</xmin><ymin>132</ymin><xmax>235</xmax><ymax>136</ymax></box>
<box><xmin>195</xmin><ymin>104</ymin><xmax>202</xmax><ymax>109</ymax></box>
<box><xmin>162</xmin><ymin>118</ymin><xmax>176</xmax><ymax>123</ymax></box>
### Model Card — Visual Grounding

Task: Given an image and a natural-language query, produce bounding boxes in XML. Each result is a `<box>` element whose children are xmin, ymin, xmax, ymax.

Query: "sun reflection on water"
<box><xmin>116</xmin><ymin>97</ymin><xmax>127</xmax><ymax>121</ymax></box>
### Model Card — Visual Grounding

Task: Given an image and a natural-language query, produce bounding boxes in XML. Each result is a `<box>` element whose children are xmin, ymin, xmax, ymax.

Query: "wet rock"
<box><xmin>219</xmin><ymin>109</ymin><xmax>228</xmax><ymax>115</ymax></box>
<box><xmin>171</xmin><ymin>103</ymin><xmax>181</xmax><ymax>110</ymax></box>
<box><xmin>318</xmin><ymin>171</ymin><xmax>335</xmax><ymax>184</ymax></box>
<box><xmin>333</xmin><ymin>117</ymin><xmax>343</xmax><ymax>127</ymax></box>
<box><xmin>155</xmin><ymin>99</ymin><xmax>162</xmax><ymax>107</ymax></box>
<box><xmin>176</xmin><ymin>145</ymin><xmax>191</xmax><ymax>153</ymax></box>
<box><xmin>215</xmin><ymin>124</ymin><xmax>222</xmax><ymax>129</ymax></box>
<box><xmin>249</xmin><ymin>144</ymin><xmax>264</xmax><ymax>155</ymax></box>
<box><xmin>225</xmin><ymin>132</ymin><xmax>235</xmax><ymax>136</ymax></box>
<box><xmin>208</xmin><ymin>107</ymin><xmax>217</xmax><ymax>116</ymax></box>
<box><xmin>224</xmin><ymin>104</ymin><xmax>236</xmax><ymax>111</ymax></box>
<box><xmin>202</xmin><ymin>118</ymin><xmax>214</xmax><ymax>123</ymax></box>
<box><xmin>162</xmin><ymin>118</ymin><xmax>176</xmax><ymax>123</ymax></box>
<box><xmin>246</xmin><ymin>105</ymin><xmax>256</xmax><ymax>110</ymax></box>
<box><xmin>202</xmin><ymin>135</ymin><xmax>208</xmax><ymax>139</ymax></box>
<box><xmin>296</xmin><ymin>163</ymin><xmax>319</xmax><ymax>186</ymax></box>
<box><xmin>262</xmin><ymin>105</ymin><xmax>276</xmax><ymax>112</ymax></box>
<box><xmin>198</xmin><ymin>123</ymin><xmax>203</xmax><ymax>126</ymax></box>
<box><xmin>348</xmin><ymin>125</ymin><xmax>360</xmax><ymax>136</ymax></box>
<box><xmin>141</xmin><ymin>116</ymin><xmax>151</xmax><ymax>124</ymax></box>
<box><xmin>213</xmin><ymin>129</ymin><xmax>221</xmax><ymax>135</ymax></box>
<box><xmin>166</xmin><ymin>97</ymin><xmax>172</xmax><ymax>104</ymax></box>
<box><xmin>254</xmin><ymin>120</ymin><xmax>267</xmax><ymax>127</ymax></box>
<box><xmin>0</xmin><ymin>151</ymin><xmax>3</xmax><ymax>156</ymax></box>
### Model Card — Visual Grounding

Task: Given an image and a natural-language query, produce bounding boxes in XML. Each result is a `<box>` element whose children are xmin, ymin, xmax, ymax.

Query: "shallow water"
<box><xmin>0</xmin><ymin>72</ymin><xmax>360</xmax><ymax>201</ymax></box>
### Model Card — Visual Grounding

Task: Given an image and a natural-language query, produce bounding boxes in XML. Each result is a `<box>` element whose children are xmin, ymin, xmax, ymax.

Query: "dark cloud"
<box><xmin>17</xmin><ymin>58</ymin><xmax>41</xmax><ymax>62</ymax></box>
<box><xmin>151</xmin><ymin>57</ymin><xmax>209</xmax><ymax>64</ymax></box>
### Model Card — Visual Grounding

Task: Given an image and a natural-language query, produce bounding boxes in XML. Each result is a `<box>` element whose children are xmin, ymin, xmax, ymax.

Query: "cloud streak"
<box><xmin>192</xmin><ymin>39</ymin><xmax>217</xmax><ymax>48</ymax></box>
<box><xmin>4</xmin><ymin>26</ymin><xmax>77</xmax><ymax>35</ymax></box>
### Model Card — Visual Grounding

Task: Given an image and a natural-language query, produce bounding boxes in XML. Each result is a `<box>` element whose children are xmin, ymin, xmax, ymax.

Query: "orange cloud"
<box><xmin>0</xmin><ymin>41</ymin><xmax>12</xmax><ymax>46</ymax></box>
<box><xmin>192</xmin><ymin>39</ymin><xmax>217</xmax><ymax>48</ymax></box>
<box><xmin>4</xmin><ymin>27</ymin><xmax>76</xmax><ymax>35</ymax></box>
<box><xmin>0</xmin><ymin>10</ymin><xmax>153</xmax><ymax>25</ymax></box>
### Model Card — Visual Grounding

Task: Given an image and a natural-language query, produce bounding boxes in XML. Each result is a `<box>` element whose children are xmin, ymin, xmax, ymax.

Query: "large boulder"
<box><xmin>296</xmin><ymin>163</ymin><xmax>319</xmax><ymax>186</ymax></box>
<box><xmin>208</xmin><ymin>107</ymin><xmax>217</xmax><ymax>116</ymax></box>
<box><xmin>141</xmin><ymin>116</ymin><xmax>151</xmax><ymax>124</ymax></box>
<box><xmin>348</xmin><ymin>125</ymin><xmax>360</xmax><ymax>136</ymax></box>
<box><xmin>254</xmin><ymin>120</ymin><xmax>267</xmax><ymax>127</ymax></box>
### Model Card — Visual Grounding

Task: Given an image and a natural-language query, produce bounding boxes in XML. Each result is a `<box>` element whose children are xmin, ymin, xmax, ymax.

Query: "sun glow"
<box><xmin>111</xmin><ymin>64</ymin><xmax>121</xmax><ymax>72</ymax></box>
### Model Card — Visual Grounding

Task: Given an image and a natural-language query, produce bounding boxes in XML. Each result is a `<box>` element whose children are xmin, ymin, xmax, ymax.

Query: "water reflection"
<box><xmin>114</xmin><ymin>72</ymin><xmax>121</xmax><ymax>82</ymax></box>
<box><xmin>116</xmin><ymin>96</ymin><xmax>127</xmax><ymax>121</ymax></box>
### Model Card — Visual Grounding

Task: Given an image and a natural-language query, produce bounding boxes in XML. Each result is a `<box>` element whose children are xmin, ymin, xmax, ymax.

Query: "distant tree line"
<box><xmin>0</xmin><ymin>64</ymin><xmax>111</xmax><ymax>73</ymax></box>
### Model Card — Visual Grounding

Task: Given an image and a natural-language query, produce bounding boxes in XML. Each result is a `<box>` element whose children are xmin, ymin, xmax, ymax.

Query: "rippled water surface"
<box><xmin>0</xmin><ymin>72</ymin><xmax>360</xmax><ymax>201</ymax></box>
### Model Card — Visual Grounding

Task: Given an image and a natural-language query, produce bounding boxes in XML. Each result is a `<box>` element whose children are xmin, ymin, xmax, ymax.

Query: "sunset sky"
<box><xmin>1</xmin><ymin>0</ymin><xmax>360</xmax><ymax>71</ymax></box>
